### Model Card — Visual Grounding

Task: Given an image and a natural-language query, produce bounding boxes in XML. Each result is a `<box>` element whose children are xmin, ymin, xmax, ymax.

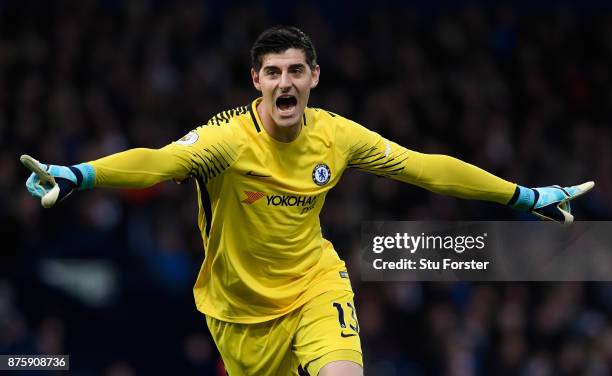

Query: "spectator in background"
<box><xmin>2</xmin><ymin>1</ymin><xmax>611</xmax><ymax>375</ymax></box>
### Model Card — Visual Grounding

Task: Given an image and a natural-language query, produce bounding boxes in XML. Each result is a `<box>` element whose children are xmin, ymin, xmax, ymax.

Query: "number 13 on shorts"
<box><xmin>332</xmin><ymin>302</ymin><xmax>360</xmax><ymax>337</ymax></box>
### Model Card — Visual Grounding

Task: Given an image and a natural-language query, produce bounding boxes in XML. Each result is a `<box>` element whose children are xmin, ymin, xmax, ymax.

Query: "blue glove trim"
<box><xmin>73</xmin><ymin>163</ymin><xmax>96</xmax><ymax>190</ymax></box>
<box><xmin>68</xmin><ymin>166</ymin><xmax>83</xmax><ymax>187</ymax></box>
<box><xmin>509</xmin><ymin>185</ymin><xmax>536</xmax><ymax>212</ymax></box>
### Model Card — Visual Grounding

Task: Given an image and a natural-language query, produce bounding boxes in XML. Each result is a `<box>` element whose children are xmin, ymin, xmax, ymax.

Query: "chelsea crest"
<box><xmin>312</xmin><ymin>163</ymin><xmax>331</xmax><ymax>186</ymax></box>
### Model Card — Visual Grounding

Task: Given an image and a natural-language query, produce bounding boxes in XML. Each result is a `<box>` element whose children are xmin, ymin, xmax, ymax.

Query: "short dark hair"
<box><xmin>250</xmin><ymin>26</ymin><xmax>317</xmax><ymax>71</ymax></box>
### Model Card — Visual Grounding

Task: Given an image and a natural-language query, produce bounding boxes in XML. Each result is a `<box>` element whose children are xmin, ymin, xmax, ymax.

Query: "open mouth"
<box><xmin>276</xmin><ymin>95</ymin><xmax>297</xmax><ymax>115</ymax></box>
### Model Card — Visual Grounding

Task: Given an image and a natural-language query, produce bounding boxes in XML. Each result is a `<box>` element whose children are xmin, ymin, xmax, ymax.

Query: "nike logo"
<box><xmin>340</xmin><ymin>331</ymin><xmax>357</xmax><ymax>338</ymax></box>
<box><xmin>245</xmin><ymin>171</ymin><xmax>271</xmax><ymax>178</ymax></box>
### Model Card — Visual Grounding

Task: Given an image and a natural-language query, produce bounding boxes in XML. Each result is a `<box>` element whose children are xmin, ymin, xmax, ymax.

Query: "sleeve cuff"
<box><xmin>508</xmin><ymin>185</ymin><xmax>536</xmax><ymax>212</ymax></box>
<box><xmin>73</xmin><ymin>163</ymin><xmax>96</xmax><ymax>190</ymax></box>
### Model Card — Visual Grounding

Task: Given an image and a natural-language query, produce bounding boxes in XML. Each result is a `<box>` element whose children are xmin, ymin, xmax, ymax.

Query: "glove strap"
<box><xmin>70</xmin><ymin>163</ymin><xmax>96</xmax><ymax>190</ymax></box>
<box><xmin>508</xmin><ymin>185</ymin><xmax>538</xmax><ymax>212</ymax></box>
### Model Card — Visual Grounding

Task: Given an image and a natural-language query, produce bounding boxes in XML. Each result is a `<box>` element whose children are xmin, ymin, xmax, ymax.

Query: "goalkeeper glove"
<box><xmin>508</xmin><ymin>181</ymin><xmax>594</xmax><ymax>224</ymax></box>
<box><xmin>21</xmin><ymin>154</ymin><xmax>96</xmax><ymax>208</ymax></box>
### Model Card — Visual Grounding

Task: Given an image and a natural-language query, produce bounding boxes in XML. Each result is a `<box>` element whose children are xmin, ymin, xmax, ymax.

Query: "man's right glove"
<box><xmin>508</xmin><ymin>182</ymin><xmax>595</xmax><ymax>224</ymax></box>
<box><xmin>21</xmin><ymin>155</ymin><xmax>95</xmax><ymax>208</ymax></box>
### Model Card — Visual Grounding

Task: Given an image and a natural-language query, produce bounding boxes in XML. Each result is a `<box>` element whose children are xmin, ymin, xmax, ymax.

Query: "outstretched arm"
<box><xmin>391</xmin><ymin>151</ymin><xmax>516</xmax><ymax>204</ymax></box>
<box><xmin>337</xmin><ymin>116</ymin><xmax>594</xmax><ymax>223</ymax></box>
<box><xmin>22</xmin><ymin>122</ymin><xmax>242</xmax><ymax>207</ymax></box>
<box><xmin>21</xmin><ymin>146</ymin><xmax>192</xmax><ymax>207</ymax></box>
<box><xmin>393</xmin><ymin>151</ymin><xmax>593</xmax><ymax>223</ymax></box>
<box><xmin>90</xmin><ymin>147</ymin><xmax>193</xmax><ymax>188</ymax></box>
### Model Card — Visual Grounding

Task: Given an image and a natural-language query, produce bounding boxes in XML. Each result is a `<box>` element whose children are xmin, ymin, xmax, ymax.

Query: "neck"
<box><xmin>257</xmin><ymin>101</ymin><xmax>301</xmax><ymax>143</ymax></box>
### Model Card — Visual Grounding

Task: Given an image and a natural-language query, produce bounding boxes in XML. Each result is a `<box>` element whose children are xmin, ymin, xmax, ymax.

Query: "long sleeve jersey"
<box><xmin>90</xmin><ymin>98</ymin><xmax>516</xmax><ymax>323</ymax></box>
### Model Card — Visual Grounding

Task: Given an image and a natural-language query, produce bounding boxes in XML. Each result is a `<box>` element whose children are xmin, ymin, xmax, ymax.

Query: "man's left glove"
<box><xmin>509</xmin><ymin>181</ymin><xmax>595</xmax><ymax>224</ymax></box>
<box><xmin>21</xmin><ymin>154</ymin><xmax>95</xmax><ymax>208</ymax></box>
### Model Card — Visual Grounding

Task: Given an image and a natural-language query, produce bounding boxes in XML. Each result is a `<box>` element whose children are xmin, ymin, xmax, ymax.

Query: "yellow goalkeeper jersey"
<box><xmin>90</xmin><ymin>98</ymin><xmax>516</xmax><ymax>323</ymax></box>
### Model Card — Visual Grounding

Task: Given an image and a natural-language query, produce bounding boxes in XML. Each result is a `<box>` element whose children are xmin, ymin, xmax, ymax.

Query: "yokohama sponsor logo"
<box><xmin>242</xmin><ymin>191</ymin><xmax>265</xmax><ymax>204</ymax></box>
<box><xmin>266</xmin><ymin>194</ymin><xmax>318</xmax><ymax>207</ymax></box>
<box><xmin>241</xmin><ymin>191</ymin><xmax>318</xmax><ymax>207</ymax></box>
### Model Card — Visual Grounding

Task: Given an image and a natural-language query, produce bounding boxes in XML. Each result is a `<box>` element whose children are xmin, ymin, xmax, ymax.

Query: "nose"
<box><xmin>279</xmin><ymin>71</ymin><xmax>292</xmax><ymax>91</ymax></box>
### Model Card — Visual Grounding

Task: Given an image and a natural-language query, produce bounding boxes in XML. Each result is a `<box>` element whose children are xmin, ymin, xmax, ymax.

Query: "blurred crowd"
<box><xmin>1</xmin><ymin>0</ymin><xmax>611</xmax><ymax>375</ymax></box>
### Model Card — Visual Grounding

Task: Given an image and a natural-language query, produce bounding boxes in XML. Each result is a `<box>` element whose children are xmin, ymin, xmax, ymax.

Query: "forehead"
<box><xmin>260</xmin><ymin>48</ymin><xmax>308</xmax><ymax>69</ymax></box>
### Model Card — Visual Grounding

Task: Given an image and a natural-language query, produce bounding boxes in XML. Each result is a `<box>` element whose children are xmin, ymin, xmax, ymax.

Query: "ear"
<box><xmin>310</xmin><ymin>65</ymin><xmax>320</xmax><ymax>89</ymax></box>
<box><xmin>251</xmin><ymin>68</ymin><xmax>262</xmax><ymax>91</ymax></box>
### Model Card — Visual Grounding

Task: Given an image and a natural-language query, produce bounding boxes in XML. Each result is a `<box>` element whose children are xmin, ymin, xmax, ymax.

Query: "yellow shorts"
<box><xmin>206</xmin><ymin>289</ymin><xmax>362</xmax><ymax>376</ymax></box>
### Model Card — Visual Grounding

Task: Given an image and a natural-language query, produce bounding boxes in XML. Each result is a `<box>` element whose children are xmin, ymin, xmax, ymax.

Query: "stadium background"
<box><xmin>1</xmin><ymin>0</ymin><xmax>612</xmax><ymax>374</ymax></box>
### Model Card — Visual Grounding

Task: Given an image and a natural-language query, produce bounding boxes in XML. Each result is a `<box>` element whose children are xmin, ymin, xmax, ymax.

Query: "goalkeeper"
<box><xmin>22</xmin><ymin>26</ymin><xmax>593</xmax><ymax>376</ymax></box>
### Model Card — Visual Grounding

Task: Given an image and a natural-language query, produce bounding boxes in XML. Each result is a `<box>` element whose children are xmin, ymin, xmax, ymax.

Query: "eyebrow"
<box><xmin>263</xmin><ymin>63</ymin><xmax>306</xmax><ymax>71</ymax></box>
